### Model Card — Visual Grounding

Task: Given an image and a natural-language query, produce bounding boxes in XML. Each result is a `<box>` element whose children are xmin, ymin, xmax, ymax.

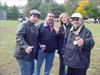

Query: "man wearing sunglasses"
<box><xmin>63</xmin><ymin>13</ymin><xmax>95</xmax><ymax>75</ymax></box>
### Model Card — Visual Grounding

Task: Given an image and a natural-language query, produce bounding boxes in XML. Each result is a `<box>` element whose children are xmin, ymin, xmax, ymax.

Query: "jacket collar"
<box><xmin>28</xmin><ymin>20</ymin><xmax>37</xmax><ymax>27</ymax></box>
<box><xmin>70</xmin><ymin>24</ymin><xmax>84</xmax><ymax>35</ymax></box>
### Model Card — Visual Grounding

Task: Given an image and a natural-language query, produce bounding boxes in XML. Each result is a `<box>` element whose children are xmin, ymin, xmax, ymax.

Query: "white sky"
<box><xmin>0</xmin><ymin>0</ymin><xmax>27</xmax><ymax>6</ymax></box>
<box><xmin>54</xmin><ymin>0</ymin><xmax>64</xmax><ymax>4</ymax></box>
<box><xmin>0</xmin><ymin>0</ymin><xmax>64</xmax><ymax>6</ymax></box>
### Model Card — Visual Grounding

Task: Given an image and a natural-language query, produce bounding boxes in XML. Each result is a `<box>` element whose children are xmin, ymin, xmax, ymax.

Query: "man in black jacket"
<box><xmin>64</xmin><ymin>13</ymin><xmax>95</xmax><ymax>75</ymax></box>
<box><xmin>15</xmin><ymin>9</ymin><xmax>41</xmax><ymax>75</ymax></box>
<box><xmin>33</xmin><ymin>11</ymin><xmax>58</xmax><ymax>75</ymax></box>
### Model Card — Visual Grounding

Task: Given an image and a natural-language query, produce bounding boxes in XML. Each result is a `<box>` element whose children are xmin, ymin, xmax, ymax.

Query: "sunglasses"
<box><xmin>48</xmin><ymin>15</ymin><xmax>54</xmax><ymax>18</ymax></box>
<box><xmin>72</xmin><ymin>18</ymin><xmax>80</xmax><ymax>21</ymax></box>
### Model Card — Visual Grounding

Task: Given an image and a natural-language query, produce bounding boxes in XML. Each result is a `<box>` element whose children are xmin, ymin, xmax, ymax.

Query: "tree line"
<box><xmin>0</xmin><ymin>0</ymin><xmax>100</xmax><ymax>20</ymax></box>
<box><xmin>0</xmin><ymin>2</ymin><xmax>19</xmax><ymax>20</ymax></box>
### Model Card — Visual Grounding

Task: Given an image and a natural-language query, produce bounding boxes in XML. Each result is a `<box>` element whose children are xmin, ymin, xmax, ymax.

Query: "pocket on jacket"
<box><xmin>64</xmin><ymin>48</ymin><xmax>80</xmax><ymax>65</ymax></box>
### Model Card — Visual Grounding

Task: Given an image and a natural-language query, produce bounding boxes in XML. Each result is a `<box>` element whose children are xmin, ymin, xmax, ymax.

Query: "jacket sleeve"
<box><xmin>83</xmin><ymin>31</ymin><xmax>95</xmax><ymax>50</ymax></box>
<box><xmin>16</xmin><ymin>23</ymin><xmax>29</xmax><ymax>50</ymax></box>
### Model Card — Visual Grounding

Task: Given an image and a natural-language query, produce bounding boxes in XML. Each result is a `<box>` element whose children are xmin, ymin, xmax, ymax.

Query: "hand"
<box><xmin>53</xmin><ymin>26</ymin><xmax>59</xmax><ymax>33</ymax></box>
<box><xmin>57</xmin><ymin>50</ymin><xmax>64</xmax><ymax>56</ymax></box>
<box><xmin>77</xmin><ymin>38</ymin><xmax>84</xmax><ymax>46</ymax></box>
<box><xmin>40</xmin><ymin>44</ymin><xmax>46</xmax><ymax>50</ymax></box>
<box><xmin>25</xmin><ymin>46</ymin><xmax>34</xmax><ymax>54</ymax></box>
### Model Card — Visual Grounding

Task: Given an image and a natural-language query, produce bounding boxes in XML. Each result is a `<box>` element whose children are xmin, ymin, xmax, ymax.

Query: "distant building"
<box><xmin>0</xmin><ymin>10</ymin><xmax>7</xmax><ymax>20</ymax></box>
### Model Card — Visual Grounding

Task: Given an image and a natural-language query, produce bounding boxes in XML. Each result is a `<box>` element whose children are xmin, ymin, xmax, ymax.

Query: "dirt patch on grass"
<box><xmin>0</xmin><ymin>64</ymin><xmax>18</xmax><ymax>75</ymax></box>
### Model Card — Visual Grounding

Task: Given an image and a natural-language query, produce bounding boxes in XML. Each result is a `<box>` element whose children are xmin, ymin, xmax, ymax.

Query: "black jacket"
<box><xmin>14</xmin><ymin>20</ymin><xmax>39</xmax><ymax>61</ymax></box>
<box><xmin>38</xmin><ymin>23</ymin><xmax>58</xmax><ymax>53</ymax></box>
<box><xmin>64</xmin><ymin>25</ymin><xmax>95</xmax><ymax>69</ymax></box>
<box><xmin>58</xmin><ymin>23</ymin><xmax>72</xmax><ymax>55</ymax></box>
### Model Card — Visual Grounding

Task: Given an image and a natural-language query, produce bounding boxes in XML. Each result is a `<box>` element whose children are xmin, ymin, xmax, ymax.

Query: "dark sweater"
<box><xmin>38</xmin><ymin>23</ymin><xmax>58</xmax><ymax>53</ymax></box>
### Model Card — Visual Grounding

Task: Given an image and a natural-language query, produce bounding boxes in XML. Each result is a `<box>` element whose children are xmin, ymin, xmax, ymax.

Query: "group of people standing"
<box><xmin>14</xmin><ymin>9</ymin><xmax>95</xmax><ymax>75</ymax></box>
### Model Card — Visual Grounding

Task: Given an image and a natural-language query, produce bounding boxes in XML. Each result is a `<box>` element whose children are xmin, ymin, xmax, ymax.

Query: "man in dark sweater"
<box><xmin>33</xmin><ymin>11</ymin><xmax>58</xmax><ymax>75</ymax></box>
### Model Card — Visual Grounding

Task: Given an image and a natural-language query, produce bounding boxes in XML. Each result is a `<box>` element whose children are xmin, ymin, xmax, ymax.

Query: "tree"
<box><xmin>24</xmin><ymin>3</ymin><xmax>30</xmax><ymax>16</ymax></box>
<box><xmin>7</xmin><ymin>6</ymin><xmax>19</xmax><ymax>20</ymax></box>
<box><xmin>38</xmin><ymin>2</ymin><xmax>65</xmax><ymax>19</ymax></box>
<box><xmin>0</xmin><ymin>2</ymin><xmax>8</xmax><ymax>10</ymax></box>
<box><xmin>0</xmin><ymin>3</ymin><xmax>19</xmax><ymax>20</ymax></box>
<box><xmin>24</xmin><ymin>0</ymin><xmax>41</xmax><ymax>17</ymax></box>
<box><xmin>38</xmin><ymin>3</ymin><xmax>49</xmax><ymax>19</ymax></box>
<box><xmin>75</xmin><ymin>0</ymin><xmax>89</xmax><ymax>17</ymax></box>
<box><xmin>48</xmin><ymin>3</ymin><xmax>65</xmax><ymax>18</ymax></box>
<box><xmin>85</xmin><ymin>3</ymin><xmax>100</xmax><ymax>18</ymax></box>
<box><xmin>29</xmin><ymin>0</ymin><xmax>41</xmax><ymax>10</ymax></box>
<box><xmin>24</xmin><ymin>0</ymin><xmax>65</xmax><ymax>19</ymax></box>
<box><xmin>64</xmin><ymin>0</ymin><xmax>80</xmax><ymax>16</ymax></box>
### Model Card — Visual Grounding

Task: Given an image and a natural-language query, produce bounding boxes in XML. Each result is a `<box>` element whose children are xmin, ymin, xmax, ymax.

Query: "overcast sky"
<box><xmin>0</xmin><ymin>0</ymin><xmax>64</xmax><ymax>6</ymax></box>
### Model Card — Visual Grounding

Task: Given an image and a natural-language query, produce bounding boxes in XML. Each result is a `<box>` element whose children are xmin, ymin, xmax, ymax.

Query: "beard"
<box><xmin>72</xmin><ymin>21</ymin><xmax>82</xmax><ymax>28</ymax></box>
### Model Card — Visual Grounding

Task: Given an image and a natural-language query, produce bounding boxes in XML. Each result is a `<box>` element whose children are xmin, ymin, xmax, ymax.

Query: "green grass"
<box><xmin>85</xmin><ymin>23</ymin><xmax>100</xmax><ymax>48</ymax></box>
<box><xmin>0</xmin><ymin>20</ymin><xmax>100</xmax><ymax>75</ymax></box>
<box><xmin>86</xmin><ymin>23</ymin><xmax>100</xmax><ymax>37</ymax></box>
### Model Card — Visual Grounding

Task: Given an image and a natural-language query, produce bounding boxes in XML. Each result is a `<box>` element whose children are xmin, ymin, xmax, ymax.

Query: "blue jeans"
<box><xmin>17</xmin><ymin>59</ymin><xmax>34</xmax><ymax>75</ymax></box>
<box><xmin>34</xmin><ymin>59</ymin><xmax>38</xmax><ymax>74</ymax></box>
<box><xmin>33</xmin><ymin>50</ymin><xmax>55</xmax><ymax>75</ymax></box>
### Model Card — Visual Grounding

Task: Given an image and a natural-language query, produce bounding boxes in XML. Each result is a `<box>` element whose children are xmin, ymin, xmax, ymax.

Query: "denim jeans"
<box><xmin>16</xmin><ymin>58</ymin><xmax>34</xmax><ymax>75</ymax></box>
<box><xmin>33</xmin><ymin>50</ymin><xmax>55</xmax><ymax>75</ymax></box>
<box><xmin>34</xmin><ymin>59</ymin><xmax>38</xmax><ymax>74</ymax></box>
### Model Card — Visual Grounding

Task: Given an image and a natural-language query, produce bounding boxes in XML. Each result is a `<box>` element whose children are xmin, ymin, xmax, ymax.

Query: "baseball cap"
<box><xmin>71</xmin><ymin>13</ymin><xmax>82</xmax><ymax>19</ymax></box>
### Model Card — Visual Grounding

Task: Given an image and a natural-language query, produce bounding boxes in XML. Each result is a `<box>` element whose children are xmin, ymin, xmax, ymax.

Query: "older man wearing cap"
<box><xmin>63</xmin><ymin>13</ymin><xmax>95</xmax><ymax>75</ymax></box>
<box><xmin>14</xmin><ymin>9</ymin><xmax>41</xmax><ymax>75</ymax></box>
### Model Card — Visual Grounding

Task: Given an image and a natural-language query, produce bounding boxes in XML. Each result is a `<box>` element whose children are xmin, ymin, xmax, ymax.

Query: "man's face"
<box><xmin>30</xmin><ymin>15</ymin><xmax>39</xmax><ymax>23</ymax></box>
<box><xmin>71</xmin><ymin>17</ymin><xmax>82</xmax><ymax>27</ymax></box>
<box><xmin>46</xmin><ymin>13</ymin><xmax>54</xmax><ymax>24</ymax></box>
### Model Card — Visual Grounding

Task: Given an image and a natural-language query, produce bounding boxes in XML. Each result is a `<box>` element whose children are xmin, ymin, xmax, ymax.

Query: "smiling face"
<box><xmin>46</xmin><ymin>12</ymin><xmax>54</xmax><ymax>24</ymax></box>
<box><xmin>59</xmin><ymin>13</ymin><xmax>69</xmax><ymax>25</ymax></box>
<box><xmin>61</xmin><ymin>15</ymin><xmax>68</xmax><ymax>24</ymax></box>
<box><xmin>45</xmin><ymin>12</ymin><xmax>54</xmax><ymax>27</ymax></box>
<box><xmin>29</xmin><ymin>15</ymin><xmax>39</xmax><ymax>23</ymax></box>
<box><xmin>71</xmin><ymin>17</ymin><xmax>83</xmax><ymax>27</ymax></box>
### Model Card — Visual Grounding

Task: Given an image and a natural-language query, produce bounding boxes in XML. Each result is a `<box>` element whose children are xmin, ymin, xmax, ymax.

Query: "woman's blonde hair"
<box><xmin>59</xmin><ymin>12</ymin><xmax>69</xmax><ymax>24</ymax></box>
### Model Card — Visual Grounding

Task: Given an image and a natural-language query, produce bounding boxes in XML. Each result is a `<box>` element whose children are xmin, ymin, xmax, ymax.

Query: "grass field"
<box><xmin>0</xmin><ymin>20</ymin><xmax>100</xmax><ymax>75</ymax></box>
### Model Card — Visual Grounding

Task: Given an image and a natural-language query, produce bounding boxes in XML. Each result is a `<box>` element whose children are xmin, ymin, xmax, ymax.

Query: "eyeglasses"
<box><xmin>72</xmin><ymin>18</ymin><xmax>79</xmax><ymax>21</ymax></box>
<box><xmin>48</xmin><ymin>16</ymin><xmax>54</xmax><ymax>18</ymax></box>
